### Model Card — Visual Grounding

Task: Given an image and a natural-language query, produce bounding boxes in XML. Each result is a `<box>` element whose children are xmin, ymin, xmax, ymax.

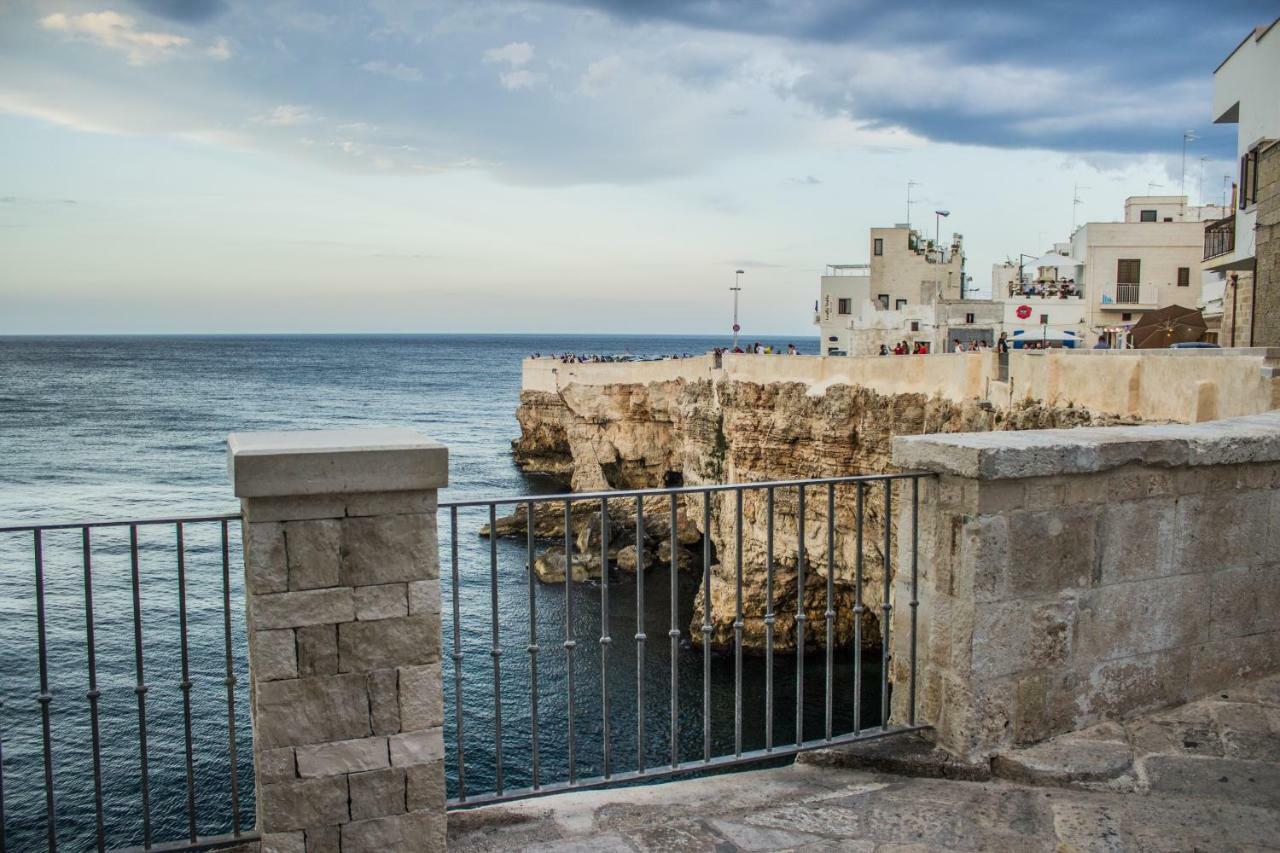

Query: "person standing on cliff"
<box><xmin>998</xmin><ymin>332</ymin><xmax>1009</xmax><ymax>354</ymax></box>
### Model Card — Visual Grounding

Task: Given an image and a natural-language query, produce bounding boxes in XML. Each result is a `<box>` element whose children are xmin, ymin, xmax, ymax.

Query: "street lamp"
<box><xmin>934</xmin><ymin>209</ymin><xmax>950</xmax><ymax>252</ymax></box>
<box><xmin>731</xmin><ymin>269</ymin><xmax>745</xmax><ymax>350</ymax></box>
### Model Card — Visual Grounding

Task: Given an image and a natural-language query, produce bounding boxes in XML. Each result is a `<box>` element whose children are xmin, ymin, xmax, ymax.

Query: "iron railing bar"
<box><xmin>82</xmin><ymin>528</ymin><xmax>106</xmax><ymax>852</ymax></box>
<box><xmin>34</xmin><ymin>530</ymin><xmax>58</xmax><ymax>852</ymax></box>
<box><xmin>176</xmin><ymin>523</ymin><xmax>198</xmax><ymax>844</ymax></box>
<box><xmin>909</xmin><ymin>476</ymin><xmax>920</xmax><ymax>726</ymax></box>
<box><xmin>669</xmin><ymin>493</ymin><xmax>679</xmax><ymax>770</ymax></box>
<box><xmin>795</xmin><ymin>484</ymin><xmax>806</xmax><ymax>748</ymax></box>
<box><xmin>854</xmin><ymin>482</ymin><xmax>864</xmax><ymax>735</ymax></box>
<box><xmin>733</xmin><ymin>488</ymin><xmax>744</xmax><ymax>759</ymax></box>
<box><xmin>881</xmin><ymin>479</ymin><xmax>893</xmax><ymax>728</ymax></box>
<box><xmin>128</xmin><ymin>525</ymin><xmax>153</xmax><ymax>849</ymax></box>
<box><xmin>488</xmin><ymin>503</ymin><xmax>504</xmax><ymax>796</ymax></box>
<box><xmin>110</xmin><ymin>828</ymin><xmax>263</xmax><ymax>853</ymax></box>
<box><xmin>445</xmin><ymin>724</ymin><xmax>930</xmax><ymax>811</ymax></box>
<box><xmin>563</xmin><ymin>500</ymin><xmax>577</xmax><ymax>785</ymax></box>
<box><xmin>764</xmin><ymin>486</ymin><xmax>775</xmax><ymax>753</ymax></box>
<box><xmin>219</xmin><ymin>520</ymin><xmax>243</xmax><ymax>837</ymax></box>
<box><xmin>634</xmin><ymin>495</ymin><xmax>645</xmax><ymax>775</ymax></box>
<box><xmin>0</xmin><ymin>512</ymin><xmax>240</xmax><ymax>533</ymax></box>
<box><xmin>701</xmin><ymin>490</ymin><xmax>712</xmax><ymax>763</ymax></box>
<box><xmin>599</xmin><ymin>496</ymin><xmax>612</xmax><ymax>781</ymax></box>
<box><xmin>526</xmin><ymin>501</ymin><xmax>541</xmax><ymax>790</ymax></box>
<box><xmin>825</xmin><ymin>483</ymin><xmax>835</xmax><ymax>743</ymax></box>
<box><xmin>450</xmin><ymin>507</ymin><xmax>466</xmax><ymax>801</ymax></box>
<box><xmin>0</xmin><ymin>696</ymin><xmax>5</xmax><ymax>853</ymax></box>
<box><xmin>438</xmin><ymin>472</ymin><xmax>929</xmax><ymax>510</ymax></box>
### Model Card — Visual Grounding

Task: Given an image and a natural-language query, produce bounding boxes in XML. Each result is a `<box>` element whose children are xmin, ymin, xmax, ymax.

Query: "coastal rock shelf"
<box><xmin>510</xmin><ymin>356</ymin><xmax>1144</xmax><ymax>652</ymax></box>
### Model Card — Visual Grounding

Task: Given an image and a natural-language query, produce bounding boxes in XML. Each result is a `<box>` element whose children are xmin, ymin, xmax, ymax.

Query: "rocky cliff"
<box><xmin>506</xmin><ymin>370</ymin><xmax>1143</xmax><ymax>653</ymax></box>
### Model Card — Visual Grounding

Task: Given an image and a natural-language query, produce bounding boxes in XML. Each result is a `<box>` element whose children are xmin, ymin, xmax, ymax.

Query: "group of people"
<box><xmin>1009</xmin><ymin>279</ymin><xmax>1078</xmax><ymax>299</ymax></box>
<box><xmin>723</xmin><ymin>343</ymin><xmax>800</xmax><ymax>355</ymax></box>
<box><xmin>533</xmin><ymin>353</ymin><xmax>697</xmax><ymax>363</ymax></box>
<box><xmin>879</xmin><ymin>341</ymin><xmax>930</xmax><ymax>355</ymax></box>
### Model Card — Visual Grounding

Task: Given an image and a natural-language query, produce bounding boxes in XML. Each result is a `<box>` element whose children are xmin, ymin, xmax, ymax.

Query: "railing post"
<box><xmin>229</xmin><ymin>428</ymin><xmax>448</xmax><ymax>853</ymax></box>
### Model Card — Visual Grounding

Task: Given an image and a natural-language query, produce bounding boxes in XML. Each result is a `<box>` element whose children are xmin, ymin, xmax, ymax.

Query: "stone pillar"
<box><xmin>228</xmin><ymin>428</ymin><xmax>448</xmax><ymax>853</ymax></box>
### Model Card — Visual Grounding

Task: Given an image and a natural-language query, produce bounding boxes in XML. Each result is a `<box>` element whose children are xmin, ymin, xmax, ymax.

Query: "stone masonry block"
<box><xmin>339</xmin><ymin>614</ymin><xmax>439</xmax><ymax>673</ymax></box>
<box><xmin>259</xmin><ymin>775</ymin><xmax>349</xmax><ymax>833</ymax></box>
<box><xmin>251</xmin><ymin>628</ymin><xmax>298</xmax><ymax>682</ymax></box>
<box><xmin>297</xmin><ymin>624</ymin><xmax>338</xmax><ymax>677</ymax></box>
<box><xmin>1174</xmin><ymin>491</ymin><xmax>1272</xmax><ymax>569</ymax></box>
<box><xmin>398</xmin><ymin>663</ymin><xmax>443</xmax><ymax>730</ymax></box>
<box><xmin>354</xmin><ymin>583</ymin><xmax>409</xmax><ymax>621</ymax></box>
<box><xmin>960</xmin><ymin>514</ymin><xmax>1008</xmax><ymax>601</ymax></box>
<box><xmin>344</xmin><ymin>490</ymin><xmax>437</xmax><ymax>518</ymax></box>
<box><xmin>252</xmin><ymin>588</ymin><xmax>355</xmax><ymax>630</ymax></box>
<box><xmin>1188</xmin><ymin>632</ymin><xmax>1280</xmax><ymax>696</ymax></box>
<box><xmin>340</xmin><ymin>514</ymin><xmax>437</xmax><ymax>586</ymax></box>
<box><xmin>1005</xmin><ymin>507</ymin><xmax>1096</xmax><ymax>598</ymax></box>
<box><xmin>341</xmin><ymin>811</ymin><xmax>445</xmax><ymax>853</ymax></box>
<box><xmin>368</xmin><ymin>668</ymin><xmax>401</xmax><ymax>735</ymax></box>
<box><xmin>388</xmin><ymin>728</ymin><xmax>444</xmax><ymax>767</ymax></box>
<box><xmin>349</xmin><ymin>767</ymin><xmax>407</xmax><ymax>821</ymax></box>
<box><xmin>304</xmin><ymin>826</ymin><xmax>339</xmax><ymax>853</ymax></box>
<box><xmin>407</xmin><ymin>580</ymin><xmax>441</xmax><ymax>616</ymax></box>
<box><xmin>295</xmin><ymin>736</ymin><xmax>389</xmax><ymax>778</ymax></box>
<box><xmin>258</xmin><ymin>746</ymin><xmax>297</xmax><ymax>783</ymax></box>
<box><xmin>286</xmin><ymin>519</ymin><xmax>342</xmax><ymax>590</ymax></box>
<box><xmin>1073</xmin><ymin>574</ymin><xmax>1204</xmax><ymax>662</ymax></box>
<box><xmin>405</xmin><ymin>764</ymin><xmax>445</xmax><ymax>813</ymax></box>
<box><xmin>1209</xmin><ymin>564</ymin><xmax>1280</xmax><ymax>640</ymax></box>
<box><xmin>1096</xmin><ymin>498</ymin><xmax>1177</xmax><ymax>584</ymax></box>
<box><xmin>246</xmin><ymin>521</ymin><xmax>288</xmax><ymax>594</ymax></box>
<box><xmin>1104</xmin><ymin>465</ymin><xmax>1175</xmax><ymax>502</ymax></box>
<box><xmin>261</xmin><ymin>832</ymin><xmax>305</xmax><ymax>853</ymax></box>
<box><xmin>255</xmin><ymin>673</ymin><xmax>371</xmax><ymax>748</ymax></box>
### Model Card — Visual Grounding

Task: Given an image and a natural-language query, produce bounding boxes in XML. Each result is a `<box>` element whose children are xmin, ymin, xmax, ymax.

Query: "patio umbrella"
<box><xmin>1129</xmin><ymin>304</ymin><xmax>1207</xmax><ymax>349</ymax></box>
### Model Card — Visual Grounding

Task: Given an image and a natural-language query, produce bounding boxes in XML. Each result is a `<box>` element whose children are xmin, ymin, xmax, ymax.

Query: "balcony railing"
<box><xmin>1204</xmin><ymin>215</ymin><xmax>1235</xmax><ymax>261</ymax></box>
<box><xmin>1116</xmin><ymin>283</ymin><xmax>1142</xmax><ymax>304</ymax></box>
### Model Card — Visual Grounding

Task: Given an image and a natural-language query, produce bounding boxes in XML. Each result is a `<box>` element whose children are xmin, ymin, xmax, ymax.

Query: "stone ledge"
<box><xmin>229</xmin><ymin>428</ymin><xmax>447</xmax><ymax>498</ymax></box>
<box><xmin>893</xmin><ymin>411</ymin><xmax>1280</xmax><ymax>480</ymax></box>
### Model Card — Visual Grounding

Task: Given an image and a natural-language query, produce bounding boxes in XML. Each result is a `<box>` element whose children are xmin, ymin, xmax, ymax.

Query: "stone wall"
<box><xmin>1254</xmin><ymin>141</ymin><xmax>1280</xmax><ymax>347</ymax></box>
<box><xmin>1221</xmin><ymin>270</ymin><xmax>1256</xmax><ymax>347</ymax></box>
<box><xmin>890</xmin><ymin>414</ymin><xmax>1280</xmax><ymax>761</ymax></box>
<box><xmin>230</xmin><ymin>429</ymin><xmax>448</xmax><ymax>853</ymax></box>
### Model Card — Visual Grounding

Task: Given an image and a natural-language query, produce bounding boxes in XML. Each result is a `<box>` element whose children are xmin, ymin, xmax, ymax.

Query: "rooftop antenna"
<box><xmin>1148</xmin><ymin>181</ymin><xmax>1164</xmax><ymax>195</ymax></box>
<box><xmin>906</xmin><ymin>179</ymin><xmax>921</xmax><ymax>230</ymax></box>
<box><xmin>1071</xmin><ymin>183</ymin><xmax>1090</xmax><ymax>233</ymax></box>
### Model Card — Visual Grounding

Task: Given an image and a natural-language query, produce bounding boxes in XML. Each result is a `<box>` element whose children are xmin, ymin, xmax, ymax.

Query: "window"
<box><xmin>910</xmin><ymin>321</ymin><xmax>920</xmax><ymax>332</ymax></box>
<box><xmin>873</xmin><ymin>238</ymin><xmax>884</xmax><ymax>256</ymax></box>
<box><xmin>895</xmin><ymin>298</ymin><xmax>908</xmax><ymax>310</ymax></box>
<box><xmin>1117</xmin><ymin>259</ymin><xmax>1141</xmax><ymax>283</ymax></box>
<box><xmin>837</xmin><ymin>298</ymin><xmax>852</xmax><ymax>315</ymax></box>
<box><xmin>964</xmin><ymin>312</ymin><xmax>975</xmax><ymax>324</ymax></box>
<box><xmin>1163</xmin><ymin>217</ymin><xmax>1173</xmax><ymax>222</ymax></box>
<box><xmin>1241</xmin><ymin>146</ymin><xmax>1261</xmax><ymax>208</ymax></box>
<box><xmin>877</xmin><ymin>294</ymin><xmax>890</xmax><ymax>309</ymax></box>
<box><xmin>1177</xmin><ymin>267</ymin><xmax>1190</xmax><ymax>287</ymax></box>
<box><xmin>1040</xmin><ymin>314</ymin><xmax>1049</xmax><ymax>325</ymax></box>
<box><xmin>1121</xmin><ymin>312</ymin><xmax>1133</xmax><ymax>322</ymax></box>
<box><xmin>827</xmin><ymin>336</ymin><xmax>838</xmax><ymax>342</ymax></box>
<box><xmin>1140</xmin><ymin>209</ymin><xmax>1157</xmax><ymax>222</ymax></box>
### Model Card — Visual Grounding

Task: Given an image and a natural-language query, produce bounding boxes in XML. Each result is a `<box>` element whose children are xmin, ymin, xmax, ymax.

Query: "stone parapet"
<box><xmin>890</xmin><ymin>412</ymin><xmax>1280</xmax><ymax>760</ymax></box>
<box><xmin>229</xmin><ymin>429</ymin><xmax>448</xmax><ymax>853</ymax></box>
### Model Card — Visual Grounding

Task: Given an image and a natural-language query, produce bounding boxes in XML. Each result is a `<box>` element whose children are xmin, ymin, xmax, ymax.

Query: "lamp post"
<box><xmin>731</xmin><ymin>269</ymin><xmax>744</xmax><ymax>350</ymax></box>
<box><xmin>1180</xmin><ymin>130</ymin><xmax>1197</xmax><ymax>203</ymax></box>
<box><xmin>934</xmin><ymin>209</ymin><xmax>950</xmax><ymax>253</ymax></box>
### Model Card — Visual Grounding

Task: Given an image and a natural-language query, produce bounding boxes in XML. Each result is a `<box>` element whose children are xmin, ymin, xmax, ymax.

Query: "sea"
<box><xmin>0</xmin><ymin>334</ymin><xmax>881</xmax><ymax>851</ymax></box>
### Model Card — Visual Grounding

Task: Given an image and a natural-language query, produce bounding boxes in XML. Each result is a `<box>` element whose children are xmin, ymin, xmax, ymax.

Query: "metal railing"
<box><xmin>1204</xmin><ymin>215</ymin><xmax>1235</xmax><ymax>260</ymax></box>
<box><xmin>440</xmin><ymin>472</ymin><xmax>927</xmax><ymax>809</ymax></box>
<box><xmin>1115</xmin><ymin>283</ymin><xmax>1142</xmax><ymax>304</ymax></box>
<box><xmin>0</xmin><ymin>514</ymin><xmax>255</xmax><ymax>853</ymax></box>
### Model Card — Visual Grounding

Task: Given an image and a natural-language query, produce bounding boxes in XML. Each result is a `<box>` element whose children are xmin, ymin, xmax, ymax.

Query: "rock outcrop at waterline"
<box><xmin>509</xmin><ymin>374</ymin><xmax>1144</xmax><ymax>653</ymax></box>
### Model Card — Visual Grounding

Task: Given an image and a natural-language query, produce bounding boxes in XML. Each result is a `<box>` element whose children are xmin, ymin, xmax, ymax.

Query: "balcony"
<box><xmin>1204</xmin><ymin>215</ymin><xmax>1235</xmax><ymax>261</ymax></box>
<box><xmin>1099</xmin><ymin>282</ymin><xmax>1158</xmax><ymax>310</ymax></box>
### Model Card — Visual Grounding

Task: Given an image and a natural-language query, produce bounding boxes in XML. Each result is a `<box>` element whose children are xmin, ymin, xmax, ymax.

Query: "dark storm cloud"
<box><xmin>555</xmin><ymin>0</ymin><xmax>1276</xmax><ymax>156</ymax></box>
<box><xmin>131</xmin><ymin>0</ymin><xmax>229</xmax><ymax>23</ymax></box>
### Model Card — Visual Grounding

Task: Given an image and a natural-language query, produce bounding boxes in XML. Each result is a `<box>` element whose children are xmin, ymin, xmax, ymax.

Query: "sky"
<box><xmin>0</xmin><ymin>0</ymin><xmax>1273</xmax><ymax>336</ymax></box>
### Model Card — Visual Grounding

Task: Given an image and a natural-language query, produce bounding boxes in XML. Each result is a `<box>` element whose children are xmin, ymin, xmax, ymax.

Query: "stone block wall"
<box><xmin>1254</xmin><ymin>141</ymin><xmax>1280</xmax><ymax>348</ymax></box>
<box><xmin>230</xmin><ymin>429</ymin><xmax>448</xmax><ymax>853</ymax></box>
<box><xmin>891</xmin><ymin>414</ymin><xmax>1280</xmax><ymax>760</ymax></box>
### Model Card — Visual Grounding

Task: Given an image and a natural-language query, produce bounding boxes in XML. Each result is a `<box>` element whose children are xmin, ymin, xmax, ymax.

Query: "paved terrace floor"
<box><xmin>448</xmin><ymin>675</ymin><xmax>1280</xmax><ymax>852</ymax></box>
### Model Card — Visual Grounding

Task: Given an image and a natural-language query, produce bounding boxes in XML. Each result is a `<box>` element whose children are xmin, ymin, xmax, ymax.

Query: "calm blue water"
<box><xmin>0</xmin><ymin>334</ymin><xmax>881</xmax><ymax>851</ymax></box>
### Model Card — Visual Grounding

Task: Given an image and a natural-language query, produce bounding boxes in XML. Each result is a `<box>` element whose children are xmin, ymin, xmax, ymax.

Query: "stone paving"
<box><xmin>448</xmin><ymin>676</ymin><xmax>1280</xmax><ymax>852</ymax></box>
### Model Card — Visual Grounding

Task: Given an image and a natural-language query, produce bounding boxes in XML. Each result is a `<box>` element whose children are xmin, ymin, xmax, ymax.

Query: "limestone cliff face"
<box><xmin>511</xmin><ymin>375</ymin><xmax>1140</xmax><ymax>653</ymax></box>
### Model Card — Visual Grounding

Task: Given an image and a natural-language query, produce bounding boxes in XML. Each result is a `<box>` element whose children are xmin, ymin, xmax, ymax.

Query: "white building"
<box><xmin>815</xmin><ymin>264</ymin><xmax>870</xmax><ymax>355</ymax></box>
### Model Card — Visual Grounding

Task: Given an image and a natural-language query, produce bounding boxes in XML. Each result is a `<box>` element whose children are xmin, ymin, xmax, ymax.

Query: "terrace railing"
<box><xmin>1204</xmin><ymin>215</ymin><xmax>1235</xmax><ymax>261</ymax></box>
<box><xmin>440</xmin><ymin>472</ymin><xmax>928</xmax><ymax>808</ymax></box>
<box><xmin>0</xmin><ymin>514</ymin><xmax>254</xmax><ymax>853</ymax></box>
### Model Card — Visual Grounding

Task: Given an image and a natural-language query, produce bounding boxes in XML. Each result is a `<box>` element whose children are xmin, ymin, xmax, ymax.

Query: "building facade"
<box><xmin>815</xmin><ymin>264</ymin><xmax>870</xmax><ymax>355</ymax></box>
<box><xmin>1209</xmin><ymin>16</ymin><xmax>1280</xmax><ymax>347</ymax></box>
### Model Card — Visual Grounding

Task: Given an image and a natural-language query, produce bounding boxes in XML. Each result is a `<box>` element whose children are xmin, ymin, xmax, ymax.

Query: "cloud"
<box><xmin>483</xmin><ymin>42</ymin><xmax>534</xmax><ymax>66</ymax></box>
<box><xmin>789</xmin><ymin>175</ymin><xmax>821</xmax><ymax>186</ymax></box>
<box><xmin>40</xmin><ymin>11</ymin><xmax>191</xmax><ymax>65</ymax></box>
<box><xmin>255</xmin><ymin>104</ymin><xmax>317</xmax><ymax>126</ymax></box>
<box><xmin>579</xmin><ymin>56</ymin><xmax>623</xmax><ymax>94</ymax></box>
<box><xmin>498</xmin><ymin>69</ymin><xmax>546</xmax><ymax>91</ymax></box>
<box><xmin>361</xmin><ymin>60</ymin><xmax>424</xmax><ymax>82</ymax></box>
<box><xmin>130</xmin><ymin>0</ymin><xmax>229</xmax><ymax>22</ymax></box>
<box><xmin>206</xmin><ymin>37</ymin><xmax>232</xmax><ymax>60</ymax></box>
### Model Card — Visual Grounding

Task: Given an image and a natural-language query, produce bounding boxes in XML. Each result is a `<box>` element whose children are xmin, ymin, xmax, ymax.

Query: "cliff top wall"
<box><xmin>523</xmin><ymin>347</ymin><xmax>1280</xmax><ymax>423</ymax></box>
